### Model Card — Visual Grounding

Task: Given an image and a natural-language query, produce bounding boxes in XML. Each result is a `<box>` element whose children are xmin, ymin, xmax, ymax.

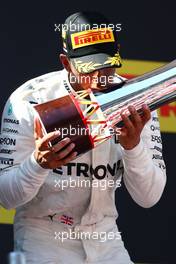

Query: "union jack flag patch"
<box><xmin>60</xmin><ymin>215</ymin><xmax>74</xmax><ymax>226</ymax></box>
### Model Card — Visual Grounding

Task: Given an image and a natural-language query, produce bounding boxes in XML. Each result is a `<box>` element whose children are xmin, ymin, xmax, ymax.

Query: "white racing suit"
<box><xmin>0</xmin><ymin>69</ymin><xmax>166</xmax><ymax>263</ymax></box>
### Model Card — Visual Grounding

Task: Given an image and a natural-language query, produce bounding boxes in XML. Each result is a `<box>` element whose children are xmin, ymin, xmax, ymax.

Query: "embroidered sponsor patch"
<box><xmin>71</xmin><ymin>28</ymin><xmax>115</xmax><ymax>49</ymax></box>
<box><xmin>0</xmin><ymin>149</ymin><xmax>16</xmax><ymax>154</ymax></box>
<box><xmin>0</xmin><ymin>138</ymin><xmax>16</xmax><ymax>146</ymax></box>
<box><xmin>60</xmin><ymin>215</ymin><xmax>74</xmax><ymax>226</ymax></box>
<box><xmin>0</xmin><ymin>157</ymin><xmax>14</xmax><ymax>165</ymax></box>
<box><xmin>2</xmin><ymin>128</ymin><xmax>18</xmax><ymax>134</ymax></box>
<box><xmin>3</xmin><ymin>118</ymin><xmax>19</xmax><ymax>125</ymax></box>
<box><xmin>53</xmin><ymin>160</ymin><xmax>123</xmax><ymax>179</ymax></box>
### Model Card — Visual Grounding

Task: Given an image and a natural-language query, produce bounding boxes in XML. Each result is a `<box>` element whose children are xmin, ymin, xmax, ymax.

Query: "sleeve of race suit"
<box><xmin>0</xmin><ymin>95</ymin><xmax>49</xmax><ymax>209</ymax></box>
<box><xmin>121</xmin><ymin>110</ymin><xmax>166</xmax><ymax>208</ymax></box>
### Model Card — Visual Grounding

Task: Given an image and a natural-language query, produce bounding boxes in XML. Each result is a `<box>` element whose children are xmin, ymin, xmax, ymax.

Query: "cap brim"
<box><xmin>70</xmin><ymin>52</ymin><xmax>122</xmax><ymax>74</ymax></box>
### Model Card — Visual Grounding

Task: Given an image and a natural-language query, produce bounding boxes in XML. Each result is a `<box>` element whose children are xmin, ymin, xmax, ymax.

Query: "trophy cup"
<box><xmin>34</xmin><ymin>60</ymin><xmax>176</xmax><ymax>156</ymax></box>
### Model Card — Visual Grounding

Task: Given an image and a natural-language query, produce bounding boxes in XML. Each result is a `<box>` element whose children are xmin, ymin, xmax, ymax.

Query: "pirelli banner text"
<box><xmin>0</xmin><ymin>59</ymin><xmax>175</xmax><ymax>225</ymax></box>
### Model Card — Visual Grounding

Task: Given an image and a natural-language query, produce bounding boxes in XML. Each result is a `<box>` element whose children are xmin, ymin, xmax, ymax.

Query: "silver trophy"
<box><xmin>34</xmin><ymin>60</ymin><xmax>176</xmax><ymax>156</ymax></box>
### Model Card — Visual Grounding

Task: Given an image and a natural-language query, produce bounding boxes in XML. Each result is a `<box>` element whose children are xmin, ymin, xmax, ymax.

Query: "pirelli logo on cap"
<box><xmin>71</xmin><ymin>28</ymin><xmax>115</xmax><ymax>49</ymax></box>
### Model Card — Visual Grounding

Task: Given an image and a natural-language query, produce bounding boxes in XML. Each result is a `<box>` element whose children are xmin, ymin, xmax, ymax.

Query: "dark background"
<box><xmin>0</xmin><ymin>1</ymin><xmax>174</xmax><ymax>263</ymax></box>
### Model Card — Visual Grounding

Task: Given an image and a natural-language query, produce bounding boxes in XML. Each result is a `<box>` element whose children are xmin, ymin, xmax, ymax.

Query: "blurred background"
<box><xmin>0</xmin><ymin>1</ymin><xmax>174</xmax><ymax>263</ymax></box>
